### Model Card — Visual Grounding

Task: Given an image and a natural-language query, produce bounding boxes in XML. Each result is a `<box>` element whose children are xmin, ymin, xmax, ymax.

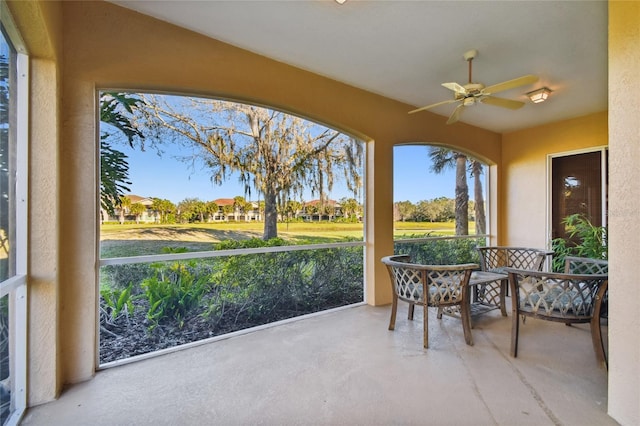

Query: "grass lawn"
<box><xmin>99</xmin><ymin>221</ymin><xmax>475</xmax><ymax>258</ymax></box>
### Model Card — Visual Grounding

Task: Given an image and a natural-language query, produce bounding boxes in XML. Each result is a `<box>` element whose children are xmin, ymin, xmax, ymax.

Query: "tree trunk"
<box><xmin>263</xmin><ymin>187</ymin><xmax>278</xmax><ymax>240</ymax></box>
<box><xmin>455</xmin><ymin>155</ymin><xmax>469</xmax><ymax>235</ymax></box>
<box><xmin>472</xmin><ymin>161</ymin><xmax>486</xmax><ymax>235</ymax></box>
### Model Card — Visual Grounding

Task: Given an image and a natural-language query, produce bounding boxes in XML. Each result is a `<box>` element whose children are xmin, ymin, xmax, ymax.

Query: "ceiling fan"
<box><xmin>409</xmin><ymin>49</ymin><xmax>539</xmax><ymax>124</ymax></box>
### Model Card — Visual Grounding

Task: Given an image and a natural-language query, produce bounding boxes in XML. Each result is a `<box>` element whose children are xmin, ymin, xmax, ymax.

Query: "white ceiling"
<box><xmin>110</xmin><ymin>0</ymin><xmax>608</xmax><ymax>133</ymax></box>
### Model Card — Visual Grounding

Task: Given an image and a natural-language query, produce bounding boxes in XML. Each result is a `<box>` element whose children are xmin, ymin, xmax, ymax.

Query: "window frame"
<box><xmin>96</xmin><ymin>91</ymin><xmax>367</xmax><ymax>368</ymax></box>
<box><xmin>0</xmin><ymin>2</ymin><xmax>28</xmax><ymax>424</ymax></box>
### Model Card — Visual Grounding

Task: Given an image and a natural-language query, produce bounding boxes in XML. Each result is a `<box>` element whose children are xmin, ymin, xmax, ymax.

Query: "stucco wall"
<box><xmin>7</xmin><ymin>0</ymin><xmax>64</xmax><ymax>406</ymax></box>
<box><xmin>9</xmin><ymin>2</ymin><xmax>639</xmax><ymax>420</ymax></box>
<box><xmin>19</xmin><ymin>0</ymin><xmax>502</xmax><ymax>398</ymax></box>
<box><xmin>608</xmin><ymin>1</ymin><xmax>640</xmax><ymax>424</ymax></box>
<box><xmin>501</xmin><ymin>112</ymin><xmax>607</xmax><ymax>248</ymax></box>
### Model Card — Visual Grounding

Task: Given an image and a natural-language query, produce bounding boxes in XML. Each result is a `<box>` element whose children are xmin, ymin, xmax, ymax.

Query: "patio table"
<box><xmin>439</xmin><ymin>270</ymin><xmax>508</xmax><ymax>324</ymax></box>
<box><xmin>468</xmin><ymin>270</ymin><xmax>508</xmax><ymax>318</ymax></box>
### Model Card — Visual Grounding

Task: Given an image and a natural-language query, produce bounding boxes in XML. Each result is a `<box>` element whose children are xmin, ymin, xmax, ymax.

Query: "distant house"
<box><xmin>213</xmin><ymin>198</ymin><xmax>261</xmax><ymax>222</ymax></box>
<box><xmin>102</xmin><ymin>194</ymin><xmax>157</xmax><ymax>223</ymax></box>
<box><xmin>301</xmin><ymin>199</ymin><xmax>342</xmax><ymax>222</ymax></box>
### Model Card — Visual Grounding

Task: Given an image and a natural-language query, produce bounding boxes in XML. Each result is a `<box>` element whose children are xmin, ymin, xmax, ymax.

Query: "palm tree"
<box><xmin>129</xmin><ymin>202</ymin><xmax>146</xmax><ymax>224</ymax></box>
<box><xmin>428</xmin><ymin>147</ymin><xmax>469</xmax><ymax>235</ymax></box>
<box><xmin>340</xmin><ymin>197</ymin><xmax>360</xmax><ymax>220</ymax></box>
<box><xmin>469</xmin><ymin>159</ymin><xmax>486</xmax><ymax>235</ymax></box>
<box><xmin>222</xmin><ymin>204</ymin><xmax>234</xmax><ymax>221</ymax></box>
<box><xmin>151</xmin><ymin>198</ymin><xmax>175</xmax><ymax>224</ymax></box>
<box><xmin>283</xmin><ymin>200</ymin><xmax>301</xmax><ymax>222</ymax></box>
<box><xmin>205</xmin><ymin>201</ymin><xmax>219</xmax><ymax>222</ymax></box>
<box><xmin>99</xmin><ymin>93</ymin><xmax>145</xmax><ymax>216</ymax></box>
<box><xmin>119</xmin><ymin>196</ymin><xmax>132</xmax><ymax>224</ymax></box>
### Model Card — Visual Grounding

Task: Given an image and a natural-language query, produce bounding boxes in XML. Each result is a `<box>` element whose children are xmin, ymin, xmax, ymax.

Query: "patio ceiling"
<box><xmin>110</xmin><ymin>0</ymin><xmax>607</xmax><ymax>134</ymax></box>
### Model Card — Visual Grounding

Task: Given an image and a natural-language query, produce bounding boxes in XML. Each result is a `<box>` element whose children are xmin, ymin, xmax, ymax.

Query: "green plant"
<box><xmin>202</xmin><ymin>240</ymin><xmax>363</xmax><ymax>328</ymax></box>
<box><xmin>394</xmin><ymin>236</ymin><xmax>482</xmax><ymax>265</ymax></box>
<box><xmin>142</xmin><ymin>261</ymin><xmax>210</xmax><ymax>329</ymax></box>
<box><xmin>551</xmin><ymin>214</ymin><xmax>607</xmax><ymax>272</ymax></box>
<box><xmin>161</xmin><ymin>246</ymin><xmax>190</xmax><ymax>254</ymax></box>
<box><xmin>100</xmin><ymin>283</ymin><xmax>136</xmax><ymax>323</ymax></box>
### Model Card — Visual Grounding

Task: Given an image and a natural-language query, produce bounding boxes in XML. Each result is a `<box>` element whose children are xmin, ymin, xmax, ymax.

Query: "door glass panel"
<box><xmin>551</xmin><ymin>151</ymin><xmax>603</xmax><ymax>240</ymax></box>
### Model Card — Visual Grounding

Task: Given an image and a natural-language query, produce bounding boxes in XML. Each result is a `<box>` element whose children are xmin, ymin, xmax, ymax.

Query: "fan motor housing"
<box><xmin>464</xmin><ymin>83</ymin><xmax>485</xmax><ymax>95</ymax></box>
<box><xmin>463</xmin><ymin>97</ymin><xmax>476</xmax><ymax>106</ymax></box>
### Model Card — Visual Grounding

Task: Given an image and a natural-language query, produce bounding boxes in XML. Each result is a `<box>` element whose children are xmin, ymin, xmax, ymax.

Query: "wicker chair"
<box><xmin>475</xmin><ymin>246</ymin><xmax>552</xmax><ymax>313</ymax></box>
<box><xmin>564</xmin><ymin>256</ymin><xmax>609</xmax><ymax>342</ymax></box>
<box><xmin>477</xmin><ymin>246</ymin><xmax>552</xmax><ymax>272</ymax></box>
<box><xmin>506</xmin><ymin>268</ymin><xmax>608</xmax><ymax>367</ymax></box>
<box><xmin>381</xmin><ymin>255</ymin><xmax>478</xmax><ymax>348</ymax></box>
<box><xmin>564</xmin><ymin>256</ymin><xmax>608</xmax><ymax>274</ymax></box>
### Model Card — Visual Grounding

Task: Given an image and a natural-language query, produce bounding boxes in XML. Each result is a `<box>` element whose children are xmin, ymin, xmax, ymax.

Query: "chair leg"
<box><xmin>436</xmin><ymin>307</ymin><xmax>443</xmax><ymax>319</ymax></box>
<box><xmin>510</xmin><ymin>311</ymin><xmax>520</xmax><ymax>357</ymax></box>
<box><xmin>460</xmin><ymin>302</ymin><xmax>474</xmax><ymax>346</ymax></box>
<box><xmin>591</xmin><ymin>283</ymin><xmax>608</xmax><ymax>368</ymax></box>
<box><xmin>408</xmin><ymin>302</ymin><xmax>415</xmax><ymax>320</ymax></box>
<box><xmin>509</xmin><ymin>275</ymin><xmax>520</xmax><ymax>356</ymax></box>
<box><xmin>423</xmin><ymin>304</ymin><xmax>429</xmax><ymax>348</ymax></box>
<box><xmin>388</xmin><ymin>295</ymin><xmax>398</xmax><ymax>331</ymax></box>
<box><xmin>499</xmin><ymin>279</ymin><xmax>508</xmax><ymax>316</ymax></box>
<box><xmin>590</xmin><ymin>314</ymin><xmax>607</xmax><ymax>369</ymax></box>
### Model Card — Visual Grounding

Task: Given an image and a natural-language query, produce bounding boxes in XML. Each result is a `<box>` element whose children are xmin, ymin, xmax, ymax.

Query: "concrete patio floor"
<box><xmin>22</xmin><ymin>304</ymin><xmax>614</xmax><ymax>426</ymax></box>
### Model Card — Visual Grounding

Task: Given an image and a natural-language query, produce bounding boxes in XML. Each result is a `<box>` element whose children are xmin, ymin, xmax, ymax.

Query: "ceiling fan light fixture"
<box><xmin>527</xmin><ymin>87</ymin><xmax>552</xmax><ymax>103</ymax></box>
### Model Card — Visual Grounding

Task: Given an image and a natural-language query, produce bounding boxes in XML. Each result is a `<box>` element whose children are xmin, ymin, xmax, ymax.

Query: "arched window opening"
<box><xmin>98</xmin><ymin>92</ymin><xmax>365</xmax><ymax>366</ymax></box>
<box><xmin>392</xmin><ymin>144</ymin><xmax>489</xmax><ymax>264</ymax></box>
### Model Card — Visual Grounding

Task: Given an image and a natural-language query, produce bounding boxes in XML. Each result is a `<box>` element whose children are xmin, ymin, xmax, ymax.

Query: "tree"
<box><xmin>340</xmin><ymin>197</ymin><xmax>360</xmax><ymax>220</ymax></box>
<box><xmin>428</xmin><ymin>147</ymin><xmax>468</xmax><ymax>235</ymax></box>
<box><xmin>192</xmin><ymin>199</ymin><xmax>207</xmax><ymax>223</ymax></box>
<box><xmin>469</xmin><ymin>159</ymin><xmax>486</xmax><ymax>235</ymax></box>
<box><xmin>233</xmin><ymin>196</ymin><xmax>253</xmax><ymax>221</ymax></box>
<box><xmin>205</xmin><ymin>201</ymin><xmax>219</xmax><ymax>222</ymax></box>
<box><xmin>118</xmin><ymin>196</ymin><xmax>132</xmax><ymax>224</ymax></box>
<box><xmin>304</xmin><ymin>203</ymin><xmax>318</xmax><ymax>218</ymax></box>
<box><xmin>151</xmin><ymin>198</ymin><xmax>175</xmax><ymax>224</ymax></box>
<box><xmin>222</xmin><ymin>204</ymin><xmax>234</xmax><ymax>221</ymax></box>
<box><xmin>394</xmin><ymin>201</ymin><xmax>415</xmax><ymax>222</ymax></box>
<box><xmin>284</xmin><ymin>200</ymin><xmax>302</xmax><ymax>221</ymax></box>
<box><xmin>129</xmin><ymin>203</ymin><xmax>146</xmax><ymax>224</ymax></box>
<box><xmin>177</xmin><ymin>198</ymin><xmax>207</xmax><ymax>223</ymax></box>
<box><xmin>135</xmin><ymin>96</ymin><xmax>363</xmax><ymax>240</ymax></box>
<box><xmin>99</xmin><ymin>93</ymin><xmax>145</xmax><ymax>216</ymax></box>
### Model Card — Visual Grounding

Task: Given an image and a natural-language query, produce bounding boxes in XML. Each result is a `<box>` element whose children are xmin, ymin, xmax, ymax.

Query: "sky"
<box><xmin>119</xmin><ymin>143</ymin><xmax>462</xmax><ymax>205</ymax></box>
<box><xmin>104</xmin><ymin>93</ymin><xmax>471</xmax><ymax>205</ymax></box>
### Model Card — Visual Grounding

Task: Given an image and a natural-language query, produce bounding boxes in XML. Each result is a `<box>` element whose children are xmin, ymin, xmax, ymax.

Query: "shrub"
<box><xmin>100</xmin><ymin>283</ymin><xmax>136</xmax><ymax>324</ymax></box>
<box><xmin>101</xmin><ymin>263</ymin><xmax>153</xmax><ymax>295</ymax></box>
<box><xmin>214</xmin><ymin>237</ymin><xmax>286</xmax><ymax>250</ymax></box>
<box><xmin>142</xmin><ymin>260</ymin><xmax>211</xmax><ymax>329</ymax></box>
<box><xmin>394</xmin><ymin>236</ymin><xmax>482</xmax><ymax>265</ymax></box>
<box><xmin>551</xmin><ymin>214</ymin><xmax>607</xmax><ymax>272</ymax></box>
<box><xmin>204</xmin><ymin>242</ymin><xmax>363</xmax><ymax>328</ymax></box>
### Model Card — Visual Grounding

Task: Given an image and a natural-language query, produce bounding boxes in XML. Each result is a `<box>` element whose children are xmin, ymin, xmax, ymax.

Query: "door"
<box><xmin>550</xmin><ymin>149</ymin><xmax>607</xmax><ymax>241</ymax></box>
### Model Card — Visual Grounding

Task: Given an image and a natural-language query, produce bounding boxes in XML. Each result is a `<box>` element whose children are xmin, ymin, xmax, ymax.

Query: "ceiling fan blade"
<box><xmin>480</xmin><ymin>95</ymin><xmax>525</xmax><ymax>110</ymax></box>
<box><xmin>408</xmin><ymin>98</ymin><xmax>458</xmax><ymax>114</ymax></box>
<box><xmin>442</xmin><ymin>82</ymin><xmax>467</xmax><ymax>95</ymax></box>
<box><xmin>482</xmin><ymin>75</ymin><xmax>539</xmax><ymax>95</ymax></box>
<box><xmin>446</xmin><ymin>104</ymin><xmax>465</xmax><ymax>125</ymax></box>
